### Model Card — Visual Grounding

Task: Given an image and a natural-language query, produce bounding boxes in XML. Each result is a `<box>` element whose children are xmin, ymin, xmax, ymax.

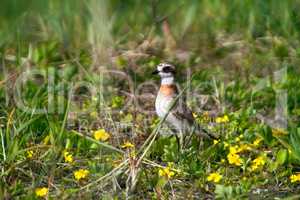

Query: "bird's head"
<box><xmin>152</xmin><ymin>63</ymin><xmax>176</xmax><ymax>78</ymax></box>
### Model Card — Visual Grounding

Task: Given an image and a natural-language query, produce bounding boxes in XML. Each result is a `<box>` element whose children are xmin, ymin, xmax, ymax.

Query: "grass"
<box><xmin>1</xmin><ymin>0</ymin><xmax>300</xmax><ymax>199</ymax></box>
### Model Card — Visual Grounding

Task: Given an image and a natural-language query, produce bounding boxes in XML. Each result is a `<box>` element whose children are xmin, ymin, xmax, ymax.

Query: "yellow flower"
<box><xmin>216</xmin><ymin>115</ymin><xmax>229</xmax><ymax>123</ymax></box>
<box><xmin>35</xmin><ymin>187</ymin><xmax>48</xmax><ymax>197</ymax></box>
<box><xmin>74</xmin><ymin>169</ymin><xmax>89</xmax><ymax>181</ymax></box>
<box><xmin>272</xmin><ymin>128</ymin><xmax>288</xmax><ymax>136</ymax></box>
<box><xmin>64</xmin><ymin>151</ymin><xmax>73</xmax><ymax>163</ymax></box>
<box><xmin>158</xmin><ymin>167</ymin><xmax>175</xmax><ymax>179</ymax></box>
<box><xmin>207</xmin><ymin>172</ymin><xmax>222</xmax><ymax>183</ymax></box>
<box><xmin>235</xmin><ymin>137</ymin><xmax>240</xmax><ymax>142</ymax></box>
<box><xmin>26</xmin><ymin>150</ymin><xmax>34</xmax><ymax>158</ymax></box>
<box><xmin>237</xmin><ymin>144</ymin><xmax>252</xmax><ymax>152</ymax></box>
<box><xmin>93</xmin><ymin>129</ymin><xmax>110</xmax><ymax>141</ymax></box>
<box><xmin>253</xmin><ymin>156</ymin><xmax>266</xmax><ymax>166</ymax></box>
<box><xmin>221</xmin><ymin>159</ymin><xmax>225</xmax><ymax>163</ymax></box>
<box><xmin>251</xmin><ymin>164</ymin><xmax>259</xmax><ymax>171</ymax></box>
<box><xmin>253</xmin><ymin>138</ymin><xmax>263</xmax><ymax>147</ymax></box>
<box><xmin>229</xmin><ymin>146</ymin><xmax>239</xmax><ymax>154</ymax></box>
<box><xmin>213</xmin><ymin>139</ymin><xmax>220</xmax><ymax>145</ymax></box>
<box><xmin>215</xmin><ymin>117</ymin><xmax>222</xmax><ymax>123</ymax></box>
<box><xmin>290</xmin><ymin>173</ymin><xmax>300</xmax><ymax>183</ymax></box>
<box><xmin>121</xmin><ymin>141</ymin><xmax>135</xmax><ymax>149</ymax></box>
<box><xmin>223</xmin><ymin>115</ymin><xmax>229</xmax><ymax>122</ymax></box>
<box><xmin>250</xmin><ymin>156</ymin><xmax>266</xmax><ymax>171</ymax></box>
<box><xmin>227</xmin><ymin>152</ymin><xmax>242</xmax><ymax>166</ymax></box>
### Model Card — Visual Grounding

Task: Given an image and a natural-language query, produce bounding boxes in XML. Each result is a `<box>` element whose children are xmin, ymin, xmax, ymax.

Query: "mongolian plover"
<box><xmin>152</xmin><ymin>63</ymin><xmax>215</xmax><ymax>148</ymax></box>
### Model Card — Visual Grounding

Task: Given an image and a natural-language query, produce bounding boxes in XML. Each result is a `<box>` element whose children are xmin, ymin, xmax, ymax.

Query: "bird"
<box><xmin>152</xmin><ymin>63</ymin><xmax>216</xmax><ymax>149</ymax></box>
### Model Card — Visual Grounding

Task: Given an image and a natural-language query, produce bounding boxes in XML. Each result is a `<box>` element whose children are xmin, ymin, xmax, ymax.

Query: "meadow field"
<box><xmin>0</xmin><ymin>0</ymin><xmax>300</xmax><ymax>199</ymax></box>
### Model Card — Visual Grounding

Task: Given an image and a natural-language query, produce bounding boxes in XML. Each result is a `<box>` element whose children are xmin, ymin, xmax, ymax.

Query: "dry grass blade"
<box><xmin>79</xmin><ymin>158</ymin><xmax>129</xmax><ymax>191</ymax></box>
<box><xmin>71</xmin><ymin>130</ymin><xmax>124</xmax><ymax>154</ymax></box>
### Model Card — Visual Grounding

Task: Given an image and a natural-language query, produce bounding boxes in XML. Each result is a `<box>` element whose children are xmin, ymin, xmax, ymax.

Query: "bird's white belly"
<box><xmin>155</xmin><ymin>93</ymin><xmax>172</xmax><ymax>118</ymax></box>
<box><xmin>155</xmin><ymin>93</ymin><xmax>184</xmax><ymax>131</ymax></box>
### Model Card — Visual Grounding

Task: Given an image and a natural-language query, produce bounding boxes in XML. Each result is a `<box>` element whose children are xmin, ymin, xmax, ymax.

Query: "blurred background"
<box><xmin>1</xmin><ymin>0</ymin><xmax>300</xmax><ymax>59</ymax></box>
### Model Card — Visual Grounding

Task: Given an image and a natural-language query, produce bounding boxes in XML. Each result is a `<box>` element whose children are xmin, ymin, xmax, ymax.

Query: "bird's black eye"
<box><xmin>162</xmin><ymin>66</ymin><xmax>174</xmax><ymax>73</ymax></box>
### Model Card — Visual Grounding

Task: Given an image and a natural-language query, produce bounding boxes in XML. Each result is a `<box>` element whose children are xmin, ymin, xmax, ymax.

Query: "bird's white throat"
<box><xmin>161</xmin><ymin>76</ymin><xmax>174</xmax><ymax>85</ymax></box>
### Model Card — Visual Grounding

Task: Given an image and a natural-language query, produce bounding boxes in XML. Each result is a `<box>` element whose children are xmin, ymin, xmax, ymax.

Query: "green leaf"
<box><xmin>260</xmin><ymin>125</ymin><xmax>274</xmax><ymax>145</ymax></box>
<box><xmin>276</xmin><ymin>149</ymin><xmax>288</xmax><ymax>165</ymax></box>
<box><xmin>289</xmin><ymin>127</ymin><xmax>300</xmax><ymax>162</ymax></box>
<box><xmin>156</xmin><ymin>177</ymin><xmax>167</xmax><ymax>188</ymax></box>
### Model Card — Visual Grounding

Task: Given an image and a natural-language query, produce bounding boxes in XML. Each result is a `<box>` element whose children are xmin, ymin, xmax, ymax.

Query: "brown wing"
<box><xmin>170</xmin><ymin>92</ymin><xmax>217</xmax><ymax>139</ymax></box>
<box><xmin>171</xmin><ymin>98</ymin><xmax>195</xmax><ymax>125</ymax></box>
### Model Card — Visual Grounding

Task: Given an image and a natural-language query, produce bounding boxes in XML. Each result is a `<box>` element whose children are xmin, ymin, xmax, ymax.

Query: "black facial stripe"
<box><xmin>162</xmin><ymin>66</ymin><xmax>174</xmax><ymax>73</ymax></box>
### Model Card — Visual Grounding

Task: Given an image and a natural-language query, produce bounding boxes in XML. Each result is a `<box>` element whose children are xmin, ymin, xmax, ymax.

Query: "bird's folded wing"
<box><xmin>171</xmin><ymin>100</ymin><xmax>195</xmax><ymax>125</ymax></box>
<box><xmin>171</xmin><ymin>100</ymin><xmax>218</xmax><ymax>139</ymax></box>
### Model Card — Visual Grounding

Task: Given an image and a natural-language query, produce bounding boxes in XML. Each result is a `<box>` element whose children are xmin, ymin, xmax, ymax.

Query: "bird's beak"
<box><xmin>152</xmin><ymin>69</ymin><xmax>159</xmax><ymax>75</ymax></box>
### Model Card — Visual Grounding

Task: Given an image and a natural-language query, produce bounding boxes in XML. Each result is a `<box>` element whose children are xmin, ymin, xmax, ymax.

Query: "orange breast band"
<box><xmin>159</xmin><ymin>84</ymin><xmax>176</xmax><ymax>96</ymax></box>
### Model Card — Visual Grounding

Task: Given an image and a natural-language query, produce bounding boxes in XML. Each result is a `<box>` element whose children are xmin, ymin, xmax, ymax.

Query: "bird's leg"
<box><xmin>179</xmin><ymin>131</ymin><xmax>184</xmax><ymax>152</ymax></box>
<box><xmin>175</xmin><ymin>133</ymin><xmax>184</xmax><ymax>153</ymax></box>
<box><xmin>175</xmin><ymin>135</ymin><xmax>180</xmax><ymax>153</ymax></box>
<box><xmin>184</xmin><ymin>125</ymin><xmax>196</xmax><ymax>148</ymax></box>
<box><xmin>184</xmin><ymin>134</ymin><xmax>192</xmax><ymax>149</ymax></box>
<box><xmin>168</xmin><ymin>128</ymin><xmax>181</xmax><ymax>153</ymax></box>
